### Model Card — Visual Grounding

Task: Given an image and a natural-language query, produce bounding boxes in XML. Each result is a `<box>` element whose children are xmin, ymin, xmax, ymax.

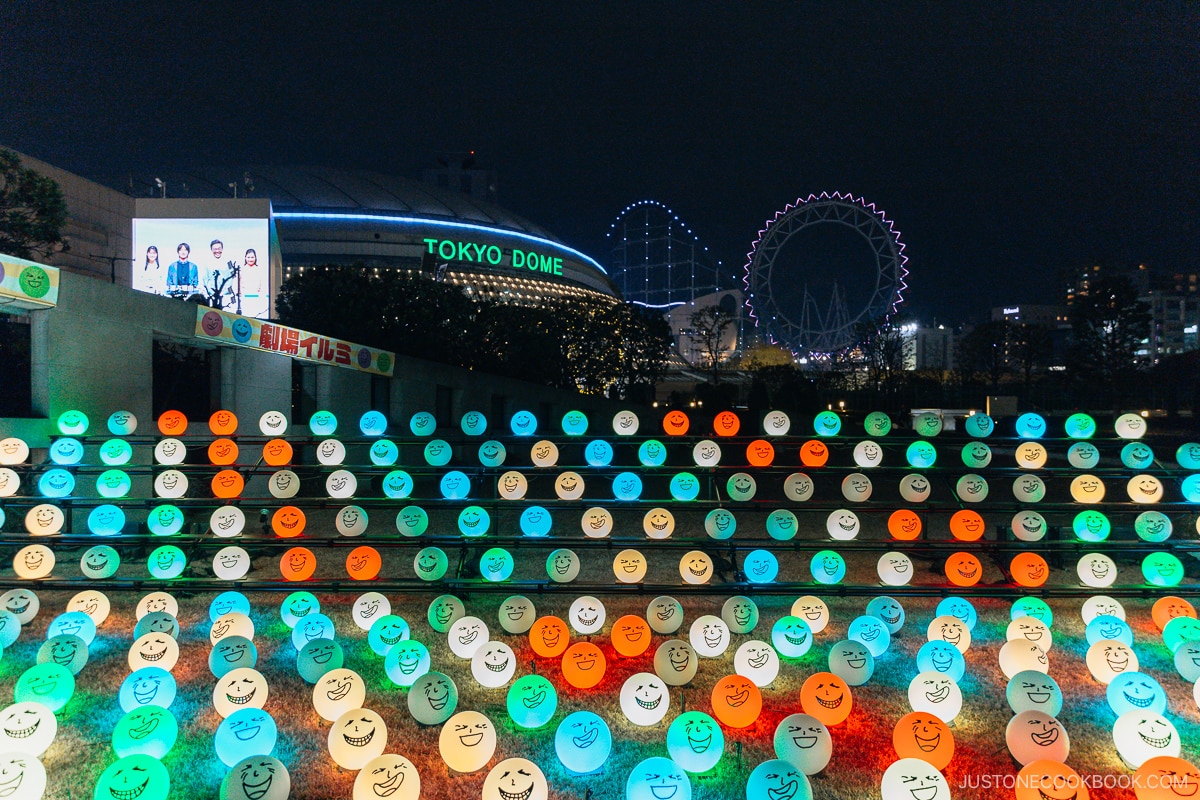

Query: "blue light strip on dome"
<box><xmin>273</xmin><ymin>212</ymin><xmax>607</xmax><ymax>275</ymax></box>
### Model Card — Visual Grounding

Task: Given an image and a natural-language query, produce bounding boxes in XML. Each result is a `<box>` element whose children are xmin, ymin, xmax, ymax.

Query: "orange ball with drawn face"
<box><xmin>711</xmin><ymin>674</ymin><xmax>762</xmax><ymax>728</ymax></box>
<box><xmin>346</xmin><ymin>546</ymin><xmax>381</xmax><ymax>580</ymax></box>
<box><xmin>888</xmin><ymin>509</ymin><xmax>922</xmax><ymax>541</ymax></box>
<box><xmin>281</xmin><ymin>547</ymin><xmax>316</xmax><ymax>581</ymax></box>
<box><xmin>1014</xmin><ymin>759</ymin><xmax>1090</xmax><ymax>800</ymax></box>
<box><xmin>946</xmin><ymin>552</ymin><xmax>983</xmax><ymax>587</ymax></box>
<box><xmin>262</xmin><ymin>438</ymin><xmax>293</xmax><ymax>467</ymax></box>
<box><xmin>1133</xmin><ymin>756</ymin><xmax>1199</xmax><ymax>800</ymax></box>
<box><xmin>949</xmin><ymin>510</ymin><xmax>985</xmax><ymax>542</ymax></box>
<box><xmin>1152</xmin><ymin>596</ymin><xmax>1197</xmax><ymax>632</ymax></box>
<box><xmin>529</xmin><ymin>616</ymin><xmax>570</xmax><ymax>658</ymax></box>
<box><xmin>611</xmin><ymin>614</ymin><xmax>652</xmax><ymax>657</ymax></box>
<box><xmin>893</xmin><ymin>711</ymin><xmax>954</xmax><ymax>770</ymax></box>
<box><xmin>272</xmin><ymin>506</ymin><xmax>307</xmax><ymax>538</ymax></box>
<box><xmin>1011</xmin><ymin>553</ymin><xmax>1049</xmax><ymax>588</ymax></box>
<box><xmin>208</xmin><ymin>409</ymin><xmax>238</xmax><ymax>436</ymax></box>
<box><xmin>746</xmin><ymin>439</ymin><xmax>775</xmax><ymax>467</ymax></box>
<box><xmin>211</xmin><ymin>469</ymin><xmax>245</xmax><ymax>499</ymax></box>
<box><xmin>561</xmin><ymin>642</ymin><xmax>606</xmax><ymax>689</ymax></box>
<box><xmin>662</xmin><ymin>410</ymin><xmax>690</xmax><ymax>436</ymax></box>
<box><xmin>801</xmin><ymin>672</ymin><xmax>852</xmax><ymax>725</ymax></box>
<box><xmin>208</xmin><ymin>438</ymin><xmax>239</xmax><ymax>466</ymax></box>
<box><xmin>713</xmin><ymin>411</ymin><xmax>741</xmax><ymax>437</ymax></box>
<box><xmin>158</xmin><ymin>410</ymin><xmax>188</xmax><ymax>436</ymax></box>
<box><xmin>800</xmin><ymin>440</ymin><xmax>829</xmax><ymax>468</ymax></box>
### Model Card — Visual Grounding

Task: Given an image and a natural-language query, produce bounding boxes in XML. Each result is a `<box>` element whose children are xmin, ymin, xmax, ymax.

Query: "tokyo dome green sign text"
<box><xmin>423</xmin><ymin>238</ymin><xmax>563</xmax><ymax>275</ymax></box>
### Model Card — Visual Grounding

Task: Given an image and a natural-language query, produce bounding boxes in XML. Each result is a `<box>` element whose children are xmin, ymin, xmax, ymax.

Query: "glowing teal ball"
<box><xmin>810</xmin><ymin>551</ymin><xmax>846</xmax><ymax>585</ymax></box>
<box><xmin>414</xmin><ymin>547</ymin><xmax>448</xmax><ymax>581</ymax></box>
<box><xmin>813</xmin><ymin>411</ymin><xmax>841</xmax><ymax>437</ymax></box>
<box><xmin>915</xmin><ymin>641</ymin><xmax>965</xmax><ymax>682</ymax></box>
<box><xmin>963</xmin><ymin>413</ymin><xmax>994</xmax><ymax>437</ymax></box>
<box><xmin>562</xmin><ymin>411</ymin><xmax>589</xmax><ymax>436</ymax></box>
<box><xmin>309</xmin><ymin>410</ymin><xmax>338</xmax><ymax>436</ymax></box>
<box><xmin>93</xmin><ymin>754</ymin><xmax>169</xmax><ymax>800</ymax></box>
<box><xmin>368</xmin><ymin>615</ymin><xmax>410</xmax><ymax>655</ymax></box>
<box><xmin>864</xmin><ymin>411</ymin><xmax>893</xmax><ymax>436</ymax></box>
<box><xmin>905</xmin><ymin>441</ymin><xmax>937</xmax><ymax>468</ymax></box>
<box><xmin>1134</xmin><ymin>511</ymin><xmax>1173</xmax><ymax>543</ymax></box>
<box><xmin>113</xmin><ymin>705</ymin><xmax>177</xmax><ymax>758</ymax></box>
<box><xmin>771</xmin><ymin>616</ymin><xmax>813</xmax><ymax>658</ymax></box>
<box><xmin>210</xmin><ymin>636</ymin><xmax>258</xmax><ymax>678</ymax></box>
<box><xmin>458</xmin><ymin>506</ymin><xmax>490</xmax><ymax>536</ymax></box>
<box><xmin>670</xmin><ymin>472</ymin><xmax>700</xmax><ymax>502</ymax></box>
<box><xmin>1015</xmin><ymin>412</ymin><xmax>1047</xmax><ymax>439</ymax></box>
<box><xmin>1073</xmin><ymin>510</ymin><xmax>1111</xmax><ymax>542</ymax></box>
<box><xmin>613</xmin><ymin>472</ymin><xmax>643</xmax><ymax>500</ymax></box>
<box><xmin>936</xmin><ymin>597</ymin><xmax>978</xmax><ymax>631</ymax></box>
<box><xmin>1011</xmin><ymin>598</ymin><xmax>1053</xmax><ymax>626</ymax></box>
<box><xmin>1005</xmin><ymin>669</ymin><xmax>1063</xmax><ymax>715</ymax></box>
<box><xmin>867</xmin><ymin>596</ymin><xmax>906</xmax><ymax>634</ymax></box>
<box><xmin>107</xmin><ymin>410</ymin><xmax>137</xmax><ymax>435</ymax></box>
<box><xmin>409</xmin><ymin>411</ymin><xmax>436</xmax><ymax>436</ymax></box>
<box><xmin>381</xmin><ymin>470</ymin><xmax>413</xmax><ymax>499</ymax></box>
<box><xmin>460</xmin><ymin>410</ymin><xmax>487</xmax><ymax>436</ymax></box>
<box><xmin>38</xmin><ymin>634</ymin><xmax>87</xmax><ymax>674</ymax></box>
<box><xmin>519</xmin><ymin>506</ymin><xmax>552</xmax><ymax>537</ymax></box>
<box><xmin>1107</xmin><ymin>672</ymin><xmax>1167</xmax><ymax>716</ymax></box>
<box><xmin>1181</xmin><ymin>474</ymin><xmax>1200</xmax><ymax>502</ymax></box>
<box><xmin>585</xmin><ymin>440</ymin><xmax>613</xmax><ymax>466</ymax></box>
<box><xmin>48</xmin><ymin>437</ymin><xmax>83</xmax><ymax>465</ymax></box>
<box><xmin>510</xmin><ymin>410</ymin><xmax>537</xmax><ymax>436</ymax></box>
<box><xmin>407</xmin><ymin>671</ymin><xmax>458</xmax><ymax>725</ymax></box>
<box><xmin>81</xmin><ymin>545</ymin><xmax>119</xmax><ymax>579</ymax></box>
<box><xmin>147</xmin><ymin>546</ymin><xmax>185</xmax><ymax>579</ymax></box>
<box><xmin>210</xmin><ymin>592</ymin><xmax>251</xmax><ymax>622</ymax></box>
<box><xmin>847</xmin><ymin>615</ymin><xmax>891</xmax><ymax>657</ymax></box>
<box><xmin>746</xmin><ymin>759</ymin><xmax>812</xmax><ymax>800</ymax></box>
<box><xmin>47</xmin><ymin>611</ymin><xmax>94</xmax><ymax>645</ymax></box>
<box><xmin>705</xmin><ymin>509</ymin><xmax>737</xmax><ymax>540</ymax></box>
<box><xmin>134</xmin><ymin>612</ymin><xmax>178</xmax><ymax>641</ymax></box>
<box><xmin>765</xmin><ymin>510</ymin><xmax>797</xmax><ymax>541</ymax></box>
<box><xmin>1121</xmin><ymin>441</ymin><xmax>1155</xmax><ymax>470</ymax></box>
<box><xmin>666</xmin><ymin>711</ymin><xmax>724</xmax><ymax>773</ymax></box>
<box><xmin>423</xmin><ymin>439</ymin><xmax>452</xmax><ymax>466</ymax></box>
<box><xmin>14</xmin><ymin>663</ymin><xmax>73</xmax><ymax>711</ymax></box>
<box><xmin>507</xmin><ymin>674</ymin><xmax>557</xmax><ymax>729</ymax></box>
<box><xmin>368</xmin><ymin>439</ymin><xmax>399</xmax><ymax>466</ymax></box>
<box><xmin>1065</xmin><ymin>413</ymin><xmax>1096</xmax><ymax>439</ymax></box>
<box><xmin>291</xmin><ymin>614</ymin><xmax>335</xmax><ymax>650</ymax></box>
<box><xmin>384</xmin><ymin>639</ymin><xmax>430</xmax><ymax>687</ymax></box>
<box><xmin>87</xmin><ymin>504</ymin><xmax>125</xmax><ymax>536</ymax></box>
<box><xmin>56</xmin><ymin>410</ymin><xmax>88</xmax><ymax>435</ymax></box>
<box><xmin>1143</xmin><ymin>552</ymin><xmax>1185</xmax><ymax>587</ymax></box>
<box><xmin>478</xmin><ymin>440</ymin><xmax>506</xmax><ymax>466</ymax></box>
<box><xmin>119</xmin><ymin>668</ymin><xmax>176</xmax><ymax>711</ymax></box>
<box><xmin>440</xmin><ymin>470</ymin><xmax>470</xmax><ymax>499</ymax></box>
<box><xmin>637</xmin><ymin>439</ymin><xmax>667</xmax><ymax>467</ymax></box>
<box><xmin>280</xmin><ymin>591</ymin><xmax>320</xmax><ymax>628</ymax></box>
<box><xmin>395</xmin><ymin>505</ymin><xmax>429</xmax><ymax>536</ymax></box>
<box><xmin>99</xmin><ymin>438</ymin><xmax>133</xmax><ymax>466</ymax></box>
<box><xmin>627</xmin><ymin>757</ymin><xmax>691</xmax><ymax>800</ymax></box>
<box><xmin>1176</xmin><ymin>442</ymin><xmax>1200</xmax><ymax>470</ymax></box>
<box><xmin>96</xmin><ymin>469</ymin><xmax>132</xmax><ymax>499</ymax></box>
<box><xmin>480</xmin><ymin>548</ymin><xmax>514</xmax><ymax>582</ymax></box>
<box><xmin>38</xmin><ymin>468</ymin><xmax>74</xmax><ymax>498</ymax></box>
<box><xmin>297</xmin><ymin>639</ymin><xmax>344</xmax><ymax>684</ymax></box>
<box><xmin>1086</xmin><ymin>615</ymin><xmax>1134</xmax><ymax>647</ymax></box>
<box><xmin>359</xmin><ymin>411</ymin><xmax>387</xmax><ymax>437</ymax></box>
<box><xmin>1162</xmin><ymin>616</ymin><xmax>1200</xmax><ymax>653</ymax></box>
<box><xmin>743</xmin><ymin>550</ymin><xmax>778</xmax><ymax>584</ymax></box>
<box><xmin>216</xmin><ymin>708</ymin><xmax>277</xmax><ymax>767</ymax></box>
<box><xmin>555</xmin><ymin>711</ymin><xmax>612</xmax><ymax>774</ymax></box>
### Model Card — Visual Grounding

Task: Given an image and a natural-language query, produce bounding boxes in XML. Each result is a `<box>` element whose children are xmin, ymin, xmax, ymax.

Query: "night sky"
<box><xmin>1</xmin><ymin>3</ymin><xmax>1197</xmax><ymax>322</ymax></box>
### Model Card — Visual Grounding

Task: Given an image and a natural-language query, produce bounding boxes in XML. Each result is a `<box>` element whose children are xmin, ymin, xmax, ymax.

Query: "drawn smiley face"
<box><xmin>438</xmin><ymin>710</ymin><xmax>495</xmax><ymax>773</ymax></box>
<box><xmin>546</xmin><ymin>549</ymin><xmax>580</xmax><ymax>583</ymax></box>
<box><xmin>95</xmin><ymin>754</ymin><xmax>170</xmax><ymax>800</ymax></box>
<box><xmin>647</xmin><ymin>596</ymin><xmax>684</xmax><ymax>634</ymax></box>
<box><xmin>620</xmin><ymin>674</ymin><xmax>670</xmax><ymax>726</ymax></box>
<box><xmin>407</xmin><ymin>672</ymin><xmax>458</xmax><ymax>726</ymax></box>
<box><xmin>892</xmin><ymin>712</ymin><xmax>954</xmax><ymax>770</ymax></box>
<box><xmin>899</xmin><ymin>473</ymin><xmax>931</xmax><ymax>502</ymax></box>
<box><xmin>611</xmin><ymin>615</ymin><xmax>653</xmax><ymax>658</ymax></box>
<box><xmin>329</xmin><ymin>709</ymin><xmax>387</xmax><ymax>770</ymax></box>
<box><xmin>653</xmin><ymin>640</ymin><xmax>698</xmax><ymax>686</ymax></box>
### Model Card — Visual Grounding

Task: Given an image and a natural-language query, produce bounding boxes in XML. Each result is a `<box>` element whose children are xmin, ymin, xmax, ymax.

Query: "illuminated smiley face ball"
<box><xmin>529</xmin><ymin>617</ymin><xmax>569</xmax><ymax>658</ymax></box>
<box><xmin>800</xmin><ymin>672</ymin><xmax>852</xmax><ymax>726</ymax></box>
<box><xmin>472</xmin><ymin>641</ymin><xmax>517</xmax><ymax>689</ymax></box>
<box><xmin>612</xmin><ymin>615</ymin><xmax>652</xmax><ymax>658</ymax></box>
<box><xmin>561</xmin><ymin>643</ymin><xmax>605</xmax><ymax>690</ymax></box>
<box><xmin>690</xmin><ymin>615</ymin><xmax>730</xmax><ymax>658</ymax></box>
<box><xmin>828</xmin><ymin>640</ymin><xmax>874</xmax><ymax>686</ymax></box>
<box><xmin>774</xmin><ymin>713</ymin><xmax>831</xmax><ymax>775</ymax></box>
<box><xmin>735</xmin><ymin>640</ymin><xmax>780</xmax><ymax>687</ymax></box>
<box><xmin>1113</xmin><ymin>712</ymin><xmax>1180</xmax><ymax>767</ymax></box>
<box><xmin>439</xmin><ymin>710</ymin><xmax>496</xmax><ymax>773</ymax></box>
<box><xmin>880</xmin><ymin>759</ymin><xmax>949</xmax><ymax>800</ymax></box>
<box><xmin>329</xmin><ymin>708</ymin><xmax>387</xmax><ymax>770</ymax></box>
<box><xmin>927</xmin><ymin>616</ymin><xmax>971</xmax><ymax>653</ymax></box>
<box><xmin>827</xmin><ymin>510</ymin><xmax>860</xmax><ymax>540</ymax></box>
<box><xmin>547</xmin><ymin>549</ymin><xmax>580</xmax><ymax>583</ymax></box>
<box><xmin>0</xmin><ymin>753</ymin><xmax>46</xmax><ymax>800</ymax></box>
<box><xmin>1007</xmin><ymin>670</ymin><xmax>1064</xmax><ymax>716</ymax></box>
<box><xmin>119</xmin><ymin>668</ymin><xmax>175</xmax><ymax>712</ymax></box>
<box><xmin>499</xmin><ymin>596</ymin><xmax>536</xmax><ymax>634</ymax></box>
<box><xmin>223</xmin><ymin>756</ymin><xmax>291</xmax><ymax>800</ymax></box>
<box><xmin>1136</xmin><ymin>511</ymin><xmax>1173</xmax><ymax>543</ymax></box>
<box><xmin>621</xmin><ymin>673</ymin><xmax>670</xmax><ymax>726</ymax></box>
<box><xmin>771</xmin><ymin>616</ymin><xmax>813</xmax><ymax>658</ymax></box>
<box><xmin>298</xmin><ymin>639</ymin><xmax>345</xmax><ymax>684</ymax></box>
<box><xmin>147</xmin><ymin>546</ymin><xmax>185</xmax><ymax>579</ymax></box>
<box><xmin>210</xmin><ymin>637</ymin><xmax>257</xmax><ymax>678</ymax></box>
<box><xmin>1133</xmin><ymin>757</ymin><xmax>1200</xmax><ymax>800</ymax></box>
<box><xmin>648</xmin><ymin>596</ymin><xmax>685</xmax><ymax>635</ymax></box>
<box><xmin>38</xmin><ymin>634</ymin><xmax>87</xmax><ymax>675</ymax></box>
<box><xmin>1011</xmin><ymin>553</ymin><xmax>1050</xmax><ymax>588</ymax></box>
<box><xmin>213</xmin><ymin>668</ymin><xmax>268</xmax><ymax>718</ymax></box>
<box><xmin>1107</xmin><ymin>672</ymin><xmax>1168</xmax><ymax>716</ymax></box>
<box><xmin>0</xmin><ymin>701</ymin><xmax>57</xmax><ymax>756</ymax></box>
<box><xmin>667</xmin><ymin>711</ymin><xmax>724</xmax><ymax>773</ymax></box>
<box><xmin>705</xmin><ymin>509</ymin><xmax>737</xmax><ymax>540</ymax></box>
<box><xmin>569</xmin><ymin>596</ymin><xmax>606</xmax><ymax>635</ymax></box>
<box><xmin>791</xmin><ymin>597</ymin><xmax>830</xmax><ymax>634</ymax></box>
<box><xmin>1143</xmin><ymin>552</ymin><xmax>1185</xmax><ymax>587</ymax></box>
<box><xmin>0</xmin><ymin>590</ymin><xmax>38</xmax><ymax>626</ymax></box>
<box><xmin>280</xmin><ymin>547</ymin><xmax>317</xmax><ymax>582</ymax></box>
<box><xmin>478</xmin><ymin>548</ymin><xmax>513</xmax><ymax>583</ymax></box>
<box><xmin>680</xmin><ymin>551</ymin><xmax>713</xmax><ymax>585</ymax></box>
<box><xmin>414</xmin><ymin>547</ymin><xmax>448</xmax><ymax>582</ymax></box>
<box><xmin>1087</xmin><ymin>641</ymin><xmax>1138</xmax><ymax>684</ymax></box>
<box><xmin>743</xmin><ymin>550</ymin><xmax>779</xmax><ymax>584</ymax></box>
<box><xmin>627</xmin><ymin>757</ymin><xmax>691</xmax><ymax>800</ymax></box>
<box><xmin>93</xmin><ymin>754</ymin><xmax>170</xmax><ymax>800</ymax></box>
<box><xmin>810</xmin><ymin>551</ymin><xmax>846</xmax><ymax>584</ymax></box>
<box><xmin>14</xmin><ymin>545</ymin><xmax>54</xmax><ymax>580</ymax></box>
<box><xmin>908</xmin><ymin>671</ymin><xmax>962</xmax><ymax>723</ymax></box>
<box><xmin>447</xmin><ymin>616</ymin><xmax>488</xmax><ymax>659</ymax></box>
<box><xmin>848</xmin><ymin>615</ymin><xmax>891</xmax><ymax>657</ymax></box>
<box><xmin>215</xmin><ymin>708</ymin><xmax>276</xmax><ymax>767</ymax></box>
<box><xmin>127</xmin><ymin>634</ymin><xmax>178</xmax><ymax>673</ymax></box>
<box><xmin>1154</xmin><ymin>596</ymin><xmax>1197</xmax><ymax>631</ymax></box>
<box><xmin>654</xmin><ymin>640</ymin><xmax>698</xmax><ymax>686</ymax></box>
<box><xmin>507</xmin><ymin>674</ymin><xmax>557</xmax><ymax>729</ymax></box>
<box><xmin>555</xmin><ymin>711</ymin><xmax>611</xmax><ymax>774</ymax></box>
<box><xmin>878</xmin><ymin>552</ymin><xmax>914</xmax><ymax>585</ymax></box>
<box><xmin>868</xmin><ymin>596</ymin><xmax>906</xmax><ymax>634</ymax></box>
<box><xmin>1078</xmin><ymin>553</ymin><xmax>1118</xmax><ymax>588</ymax></box>
<box><xmin>482</xmin><ymin>759</ymin><xmax>548</xmax><ymax>800</ymax></box>
<box><xmin>384</xmin><ymin>640</ymin><xmax>430</xmax><ymax>688</ymax></box>
<box><xmin>313</xmin><ymin>668</ymin><xmax>367</xmax><ymax>723</ymax></box>
<box><xmin>614</xmin><ymin>550</ymin><xmax>648</xmax><ymax>584</ymax></box>
<box><xmin>893</xmin><ymin>712</ymin><xmax>954</xmax><ymax>770</ymax></box>
<box><xmin>722</xmin><ymin>596</ymin><xmax>759</xmax><ymax>634</ymax></box>
<box><xmin>407</xmin><ymin>671</ymin><xmax>457</xmax><ymax>727</ymax></box>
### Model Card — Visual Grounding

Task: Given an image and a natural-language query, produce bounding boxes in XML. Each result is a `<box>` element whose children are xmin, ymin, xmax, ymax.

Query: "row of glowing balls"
<box><xmin>32</xmin><ymin>407</ymin><xmax>1173</xmax><ymax>440</ymax></box>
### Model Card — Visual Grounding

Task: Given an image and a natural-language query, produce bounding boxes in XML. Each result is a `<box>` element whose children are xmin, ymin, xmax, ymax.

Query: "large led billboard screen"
<box><xmin>132</xmin><ymin>217</ymin><xmax>271</xmax><ymax>318</ymax></box>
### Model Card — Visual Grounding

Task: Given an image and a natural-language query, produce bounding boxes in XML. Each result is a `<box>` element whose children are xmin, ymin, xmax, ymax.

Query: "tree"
<box><xmin>685</xmin><ymin>304</ymin><xmax>737</xmax><ymax>382</ymax></box>
<box><xmin>1008</xmin><ymin>323</ymin><xmax>1053</xmax><ymax>391</ymax></box>
<box><xmin>204</xmin><ymin>260</ymin><xmax>241</xmax><ymax>311</ymax></box>
<box><xmin>853</xmin><ymin>317</ymin><xmax>912</xmax><ymax>395</ymax></box>
<box><xmin>0</xmin><ymin>148</ymin><xmax>68</xmax><ymax>260</ymax></box>
<box><xmin>956</xmin><ymin>320</ymin><xmax>1011</xmax><ymax>393</ymax></box>
<box><xmin>1068</xmin><ymin>275</ymin><xmax>1151</xmax><ymax>401</ymax></box>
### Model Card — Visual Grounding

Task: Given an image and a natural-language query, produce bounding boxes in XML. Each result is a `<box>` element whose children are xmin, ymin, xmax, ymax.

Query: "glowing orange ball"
<box><xmin>208</xmin><ymin>438</ymin><xmax>239</xmax><ymax>466</ymax></box>
<box><xmin>888</xmin><ymin>509</ymin><xmax>922</xmax><ymax>541</ymax></box>
<box><xmin>1152</xmin><ymin>596</ymin><xmax>1197</xmax><ymax>632</ymax></box>
<box><xmin>208</xmin><ymin>410</ymin><xmax>239</xmax><ymax>436</ymax></box>
<box><xmin>529</xmin><ymin>616</ymin><xmax>570</xmax><ymax>658</ymax></box>
<box><xmin>281</xmin><ymin>547</ymin><xmax>317</xmax><ymax>581</ymax></box>
<box><xmin>893</xmin><ymin>711</ymin><xmax>954</xmax><ymax>769</ymax></box>
<box><xmin>800</xmin><ymin>672</ymin><xmax>852</xmax><ymax>725</ymax></box>
<box><xmin>211</xmin><ymin>469</ymin><xmax>245</xmax><ymax>499</ymax></box>
<box><xmin>272</xmin><ymin>506</ymin><xmax>307</xmax><ymax>538</ymax></box>
<box><xmin>562</xmin><ymin>642</ymin><xmax>606</xmax><ymax>689</ymax></box>
<box><xmin>945</xmin><ymin>552</ymin><xmax>983</xmax><ymax>587</ymax></box>
<box><xmin>710</xmin><ymin>674</ymin><xmax>762</xmax><ymax>728</ymax></box>
<box><xmin>157</xmin><ymin>410</ymin><xmax>188</xmax><ymax>436</ymax></box>
<box><xmin>1015</xmin><ymin>760</ymin><xmax>1090</xmax><ymax>800</ymax></box>
<box><xmin>1133</xmin><ymin>756</ymin><xmax>1199</xmax><ymax>800</ymax></box>
<box><xmin>662</xmin><ymin>410</ymin><xmax>690</xmax><ymax>436</ymax></box>
<box><xmin>1011</xmin><ymin>553</ymin><xmax>1049</xmax><ymax>588</ymax></box>
<box><xmin>746</xmin><ymin>439</ymin><xmax>775</xmax><ymax>467</ymax></box>
<box><xmin>800</xmin><ymin>440</ymin><xmax>830</xmax><ymax>468</ymax></box>
<box><xmin>611</xmin><ymin>615</ymin><xmax>652</xmax><ymax>657</ymax></box>
<box><xmin>346</xmin><ymin>546</ymin><xmax>381</xmax><ymax>581</ymax></box>
<box><xmin>713</xmin><ymin>411</ymin><xmax>741</xmax><ymax>437</ymax></box>
<box><xmin>949</xmin><ymin>510</ymin><xmax>985</xmax><ymax>541</ymax></box>
<box><xmin>262</xmin><ymin>439</ymin><xmax>293</xmax><ymax>467</ymax></box>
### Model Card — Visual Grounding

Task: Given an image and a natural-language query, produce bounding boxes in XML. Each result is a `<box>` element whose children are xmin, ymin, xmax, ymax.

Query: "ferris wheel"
<box><xmin>742</xmin><ymin>192</ymin><xmax>908</xmax><ymax>357</ymax></box>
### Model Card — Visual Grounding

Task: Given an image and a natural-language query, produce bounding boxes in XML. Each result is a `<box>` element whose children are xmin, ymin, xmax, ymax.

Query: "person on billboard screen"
<box><xmin>166</xmin><ymin>243</ymin><xmax>199</xmax><ymax>297</ymax></box>
<box><xmin>142</xmin><ymin>245</ymin><xmax>164</xmax><ymax>294</ymax></box>
<box><xmin>206</xmin><ymin>239</ymin><xmax>239</xmax><ymax>308</ymax></box>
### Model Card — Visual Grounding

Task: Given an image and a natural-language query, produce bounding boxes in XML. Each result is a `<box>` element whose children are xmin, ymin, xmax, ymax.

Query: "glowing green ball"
<box><xmin>1143</xmin><ymin>552</ymin><xmax>1184</xmax><ymax>587</ymax></box>
<box><xmin>14</xmin><ymin>663</ymin><xmax>73</xmax><ymax>712</ymax></box>
<box><xmin>667</xmin><ymin>711</ymin><xmax>724</xmax><ymax>773</ymax></box>
<box><xmin>95</xmin><ymin>470</ymin><xmax>132</xmax><ymax>499</ymax></box>
<box><xmin>93</xmin><ymin>754</ymin><xmax>169</xmax><ymax>800</ymax></box>
<box><xmin>56</xmin><ymin>410</ymin><xmax>88</xmax><ymax>436</ymax></box>
<box><xmin>506</xmin><ymin>674</ymin><xmax>557</xmax><ymax>729</ymax></box>
<box><xmin>147</xmin><ymin>546</ymin><xmax>185</xmax><ymax>579</ymax></box>
<box><xmin>113</xmin><ymin>705</ymin><xmax>177</xmax><ymax>758</ymax></box>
